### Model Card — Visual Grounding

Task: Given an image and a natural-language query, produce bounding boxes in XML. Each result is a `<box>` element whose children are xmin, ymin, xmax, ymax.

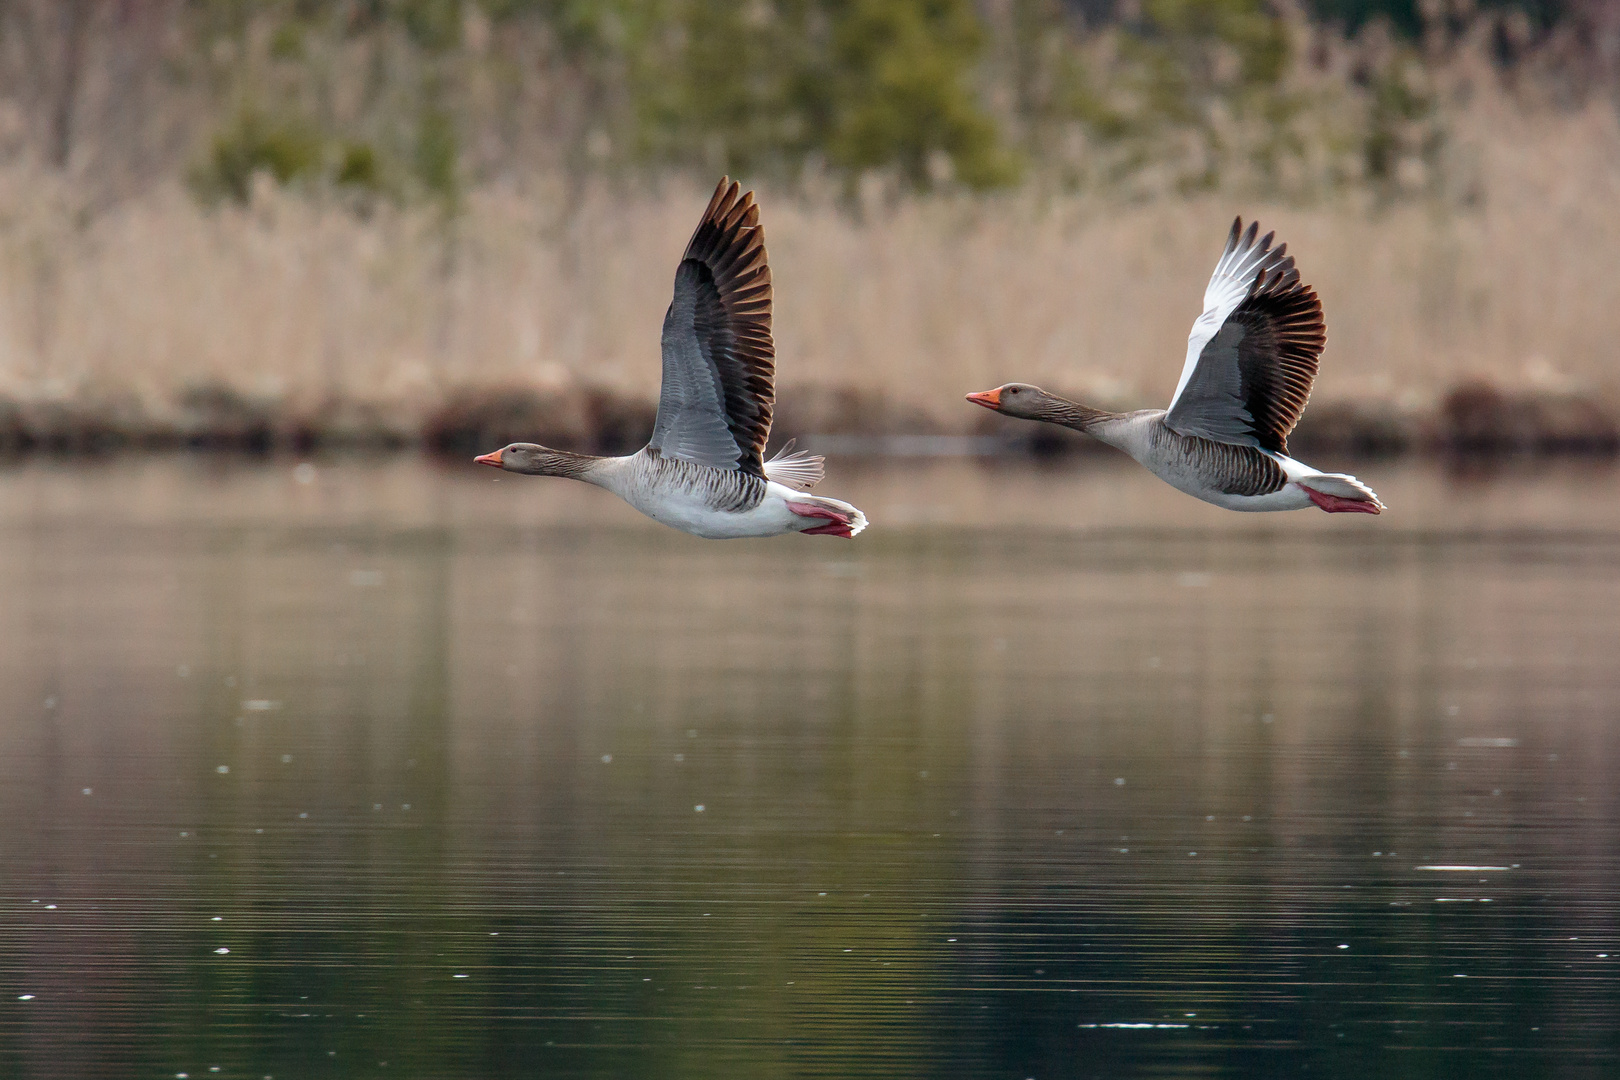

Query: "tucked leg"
<box><xmin>1301</xmin><ymin>485</ymin><xmax>1381</xmax><ymax>514</ymax></box>
<box><xmin>786</xmin><ymin>500</ymin><xmax>855</xmax><ymax>538</ymax></box>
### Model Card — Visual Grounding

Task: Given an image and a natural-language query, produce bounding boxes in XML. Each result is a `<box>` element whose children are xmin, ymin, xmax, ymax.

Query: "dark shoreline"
<box><xmin>2</xmin><ymin>379</ymin><xmax>1616</xmax><ymax>460</ymax></box>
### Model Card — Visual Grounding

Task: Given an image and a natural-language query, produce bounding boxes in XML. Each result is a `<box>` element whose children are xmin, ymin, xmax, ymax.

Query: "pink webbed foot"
<box><xmin>1302</xmin><ymin>486</ymin><xmax>1382</xmax><ymax>514</ymax></box>
<box><xmin>802</xmin><ymin>522</ymin><xmax>854</xmax><ymax>536</ymax></box>
<box><xmin>786</xmin><ymin>501</ymin><xmax>854</xmax><ymax>538</ymax></box>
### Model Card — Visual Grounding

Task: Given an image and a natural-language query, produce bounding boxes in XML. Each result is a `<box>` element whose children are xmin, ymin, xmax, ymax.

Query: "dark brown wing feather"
<box><xmin>665</xmin><ymin>177</ymin><xmax>775</xmax><ymax>475</ymax></box>
<box><xmin>1163</xmin><ymin>221</ymin><xmax>1326</xmax><ymax>455</ymax></box>
<box><xmin>1227</xmin><ymin>257</ymin><xmax>1324</xmax><ymax>453</ymax></box>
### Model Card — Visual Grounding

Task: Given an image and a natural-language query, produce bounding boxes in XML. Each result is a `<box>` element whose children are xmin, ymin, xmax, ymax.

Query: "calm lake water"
<box><xmin>2</xmin><ymin>454</ymin><xmax>1618</xmax><ymax>1079</ymax></box>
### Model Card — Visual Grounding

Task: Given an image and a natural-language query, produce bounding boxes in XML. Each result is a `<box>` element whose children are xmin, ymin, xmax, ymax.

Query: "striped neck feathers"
<box><xmin>1003</xmin><ymin>387</ymin><xmax>1121</xmax><ymax>432</ymax></box>
<box><xmin>489</xmin><ymin>443</ymin><xmax>602</xmax><ymax>480</ymax></box>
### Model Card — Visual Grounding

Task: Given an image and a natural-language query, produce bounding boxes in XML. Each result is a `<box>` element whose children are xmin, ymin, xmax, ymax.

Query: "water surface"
<box><xmin>2</xmin><ymin>455</ymin><xmax>1618</xmax><ymax>1078</ymax></box>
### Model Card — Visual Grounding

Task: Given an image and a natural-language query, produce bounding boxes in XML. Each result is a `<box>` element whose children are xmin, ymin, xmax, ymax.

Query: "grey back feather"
<box><xmin>653</xmin><ymin>262</ymin><xmax>748</xmax><ymax>467</ymax></box>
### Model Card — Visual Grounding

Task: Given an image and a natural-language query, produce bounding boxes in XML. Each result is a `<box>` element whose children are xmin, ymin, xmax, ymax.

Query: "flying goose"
<box><xmin>967</xmin><ymin>219</ymin><xmax>1382</xmax><ymax>514</ymax></box>
<box><xmin>476</xmin><ymin>178</ymin><xmax>867</xmax><ymax>539</ymax></box>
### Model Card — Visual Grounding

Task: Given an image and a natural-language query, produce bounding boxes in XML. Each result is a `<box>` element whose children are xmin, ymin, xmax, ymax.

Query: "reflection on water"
<box><xmin>2</xmin><ymin>455</ymin><xmax>1619</xmax><ymax>1079</ymax></box>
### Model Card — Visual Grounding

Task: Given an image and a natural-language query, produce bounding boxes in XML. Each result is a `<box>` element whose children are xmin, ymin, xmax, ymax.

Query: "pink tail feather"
<box><xmin>786</xmin><ymin>500</ymin><xmax>858</xmax><ymax>538</ymax></box>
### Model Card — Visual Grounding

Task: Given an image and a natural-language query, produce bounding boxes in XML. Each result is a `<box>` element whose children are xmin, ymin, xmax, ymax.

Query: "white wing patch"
<box><xmin>761</xmin><ymin>440</ymin><xmax>824</xmax><ymax>490</ymax></box>
<box><xmin>1167</xmin><ymin>220</ymin><xmax>1276</xmax><ymax>413</ymax></box>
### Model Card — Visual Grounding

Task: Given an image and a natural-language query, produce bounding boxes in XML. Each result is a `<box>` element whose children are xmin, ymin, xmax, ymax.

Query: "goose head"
<box><xmin>966</xmin><ymin>383</ymin><xmax>1057</xmax><ymax>421</ymax></box>
<box><xmin>474</xmin><ymin>443</ymin><xmax>595</xmax><ymax>478</ymax></box>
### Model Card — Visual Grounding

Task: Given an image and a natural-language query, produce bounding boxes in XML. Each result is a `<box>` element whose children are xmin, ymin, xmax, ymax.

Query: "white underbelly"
<box><xmin>1190</xmin><ymin>483</ymin><xmax>1315</xmax><ymax>512</ymax></box>
<box><xmin>618</xmin><ymin>483</ymin><xmax>799</xmax><ymax>539</ymax></box>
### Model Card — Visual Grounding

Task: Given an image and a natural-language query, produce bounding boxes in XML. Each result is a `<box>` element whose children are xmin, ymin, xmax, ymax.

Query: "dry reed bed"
<box><xmin>0</xmin><ymin>92</ymin><xmax>1616</xmax><ymax>458</ymax></box>
<box><xmin>2</xmin><ymin>371</ymin><xmax>1615</xmax><ymax>459</ymax></box>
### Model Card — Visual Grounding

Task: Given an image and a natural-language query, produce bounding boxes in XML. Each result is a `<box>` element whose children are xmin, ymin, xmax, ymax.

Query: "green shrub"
<box><xmin>625</xmin><ymin>0</ymin><xmax>1019</xmax><ymax>191</ymax></box>
<box><xmin>414</xmin><ymin>105</ymin><xmax>459</xmax><ymax>203</ymax></box>
<box><xmin>335</xmin><ymin>141</ymin><xmax>381</xmax><ymax>189</ymax></box>
<box><xmin>191</xmin><ymin>111</ymin><xmax>323</xmax><ymax>204</ymax></box>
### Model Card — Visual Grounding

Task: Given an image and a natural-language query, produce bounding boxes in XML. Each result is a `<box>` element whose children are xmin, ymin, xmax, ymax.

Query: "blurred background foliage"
<box><xmin>0</xmin><ymin>0</ymin><xmax>1617</xmax><ymax>450</ymax></box>
<box><xmin>2</xmin><ymin>0</ymin><xmax>1613</xmax><ymax>210</ymax></box>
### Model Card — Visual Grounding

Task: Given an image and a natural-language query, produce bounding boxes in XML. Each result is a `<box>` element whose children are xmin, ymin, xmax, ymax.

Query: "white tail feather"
<box><xmin>763</xmin><ymin>439</ymin><xmax>825</xmax><ymax>490</ymax></box>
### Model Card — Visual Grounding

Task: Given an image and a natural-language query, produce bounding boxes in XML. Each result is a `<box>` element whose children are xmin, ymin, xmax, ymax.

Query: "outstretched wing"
<box><xmin>1162</xmin><ymin>218</ymin><xmax>1325</xmax><ymax>454</ymax></box>
<box><xmin>647</xmin><ymin>177</ymin><xmax>775</xmax><ymax>476</ymax></box>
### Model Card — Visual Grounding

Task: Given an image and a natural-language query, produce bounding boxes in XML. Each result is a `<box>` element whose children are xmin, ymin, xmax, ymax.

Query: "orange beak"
<box><xmin>474</xmin><ymin>451</ymin><xmax>503</xmax><ymax>468</ymax></box>
<box><xmin>965</xmin><ymin>388</ymin><xmax>1002</xmax><ymax>410</ymax></box>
